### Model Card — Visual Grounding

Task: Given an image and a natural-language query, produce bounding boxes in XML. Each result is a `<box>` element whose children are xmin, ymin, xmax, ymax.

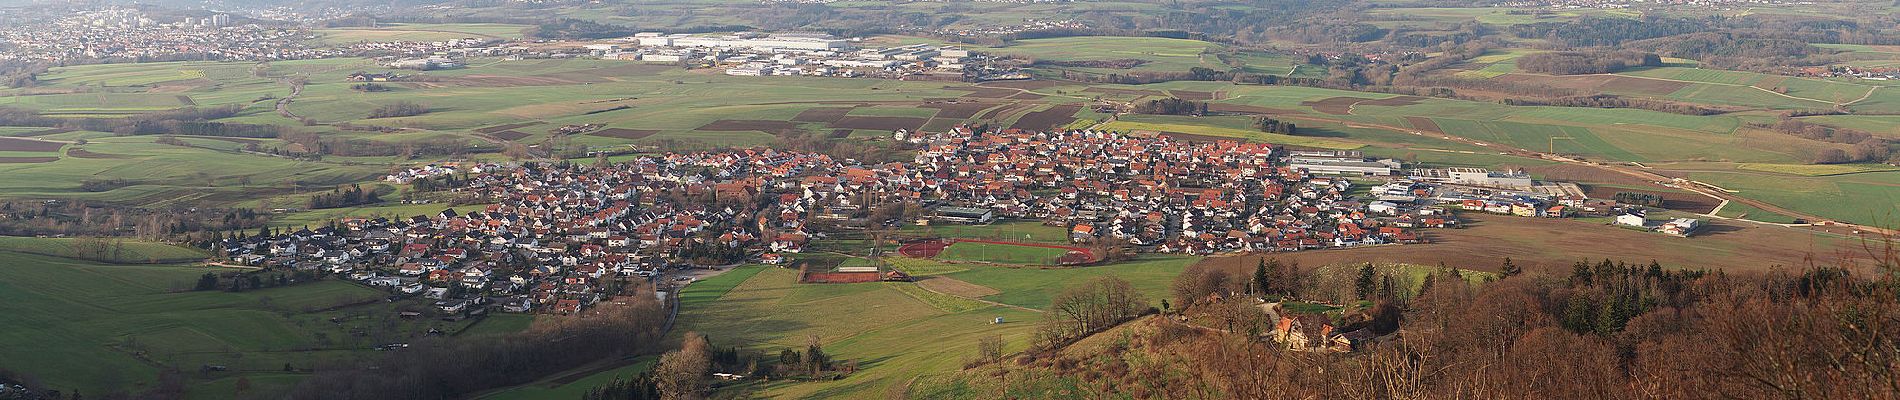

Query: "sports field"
<box><xmin>933</xmin><ymin>241</ymin><xmax>1078</xmax><ymax>265</ymax></box>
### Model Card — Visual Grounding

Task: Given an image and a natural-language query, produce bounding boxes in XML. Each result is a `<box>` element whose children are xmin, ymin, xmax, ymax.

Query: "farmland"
<box><xmin>670</xmin><ymin>265</ymin><xmax>1044</xmax><ymax>399</ymax></box>
<box><xmin>0</xmin><ymin>250</ymin><xmax>524</xmax><ymax>398</ymax></box>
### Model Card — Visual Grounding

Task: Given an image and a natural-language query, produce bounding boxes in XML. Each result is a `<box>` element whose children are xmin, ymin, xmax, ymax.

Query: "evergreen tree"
<box><xmin>1500</xmin><ymin>257</ymin><xmax>1522</xmax><ymax>277</ymax></box>
<box><xmin>1252</xmin><ymin>259</ymin><xmax>1271</xmax><ymax>297</ymax></box>
<box><xmin>1354</xmin><ymin>264</ymin><xmax>1377</xmax><ymax>301</ymax></box>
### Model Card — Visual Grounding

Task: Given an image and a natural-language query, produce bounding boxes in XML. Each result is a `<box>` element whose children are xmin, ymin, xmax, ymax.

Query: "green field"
<box><xmin>671</xmin><ymin>266</ymin><xmax>1044</xmax><ymax>399</ymax></box>
<box><xmin>310</xmin><ymin>23</ymin><xmax>532</xmax><ymax>45</ymax></box>
<box><xmin>0</xmin><ymin>236</ymin><xmax>207</xmax><ymax>263</ymax></box>
<box><xmin>943</xmin><ymin>255</ymin><xmax>1198</xmax><ymax>310</ymax></box>
<box><xmin>0</xmin><ymin>250</ymin><xmax>518</xmax><ymax>398</ymax></box>
<box><xmin>935</xmin><ymin>242</ymin><xmax>1073</xmax><ymax>265</ymax></box>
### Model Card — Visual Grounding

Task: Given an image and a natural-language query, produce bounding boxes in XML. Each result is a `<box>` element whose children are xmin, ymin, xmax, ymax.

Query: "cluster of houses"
<box><xmin>905</xmin><ymin>128</ymin><xmax>1445</xmax><ymax>254</ymax></box>
<box><xmin>382</xmin><ymin>163</ymin><xmax>464</xmax><ymax>184</ymax></box>
<box><xmin>1616</xmin><ymin>210</ymin><xmax>1703</xmax><ymax>237</ymax></box>
<box><xmin>217</xmin><ymin>123</ymin><xmax>1698</xmax><ymax>315</ymax></box>
<box><xmin>581</xmin><ymin>32</ymin><xmax>1001</xmax><ymax>80</ymax></box>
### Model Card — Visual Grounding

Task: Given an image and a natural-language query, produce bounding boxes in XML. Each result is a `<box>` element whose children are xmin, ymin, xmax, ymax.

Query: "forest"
<box><xmin>974</xmin><ymin>253</ymin><xmax>1900</xmax><ymax>399</ymax></box>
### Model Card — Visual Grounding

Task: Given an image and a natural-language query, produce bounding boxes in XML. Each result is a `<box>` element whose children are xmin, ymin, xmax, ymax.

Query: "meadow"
<box><xmin>0</xmin><ymin>250</ymin><xmax>520</xmax><ymax>398</ymax></box>
<box><xmin>934</xmin><ymin>241</ymin><xmax>1073</xmax><ymax>265</ymax></box>
<box><xmin>670</xmin><ymin>265</ymin><xmax>1045</xmax><ymax>399</ymax></box>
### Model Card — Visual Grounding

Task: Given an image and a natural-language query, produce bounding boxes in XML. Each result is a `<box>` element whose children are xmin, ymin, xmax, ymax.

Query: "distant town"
<box><xmin>220</xmin><ymin>125</ymin><xmax>1694</xmax><ymax>316</ymax></box>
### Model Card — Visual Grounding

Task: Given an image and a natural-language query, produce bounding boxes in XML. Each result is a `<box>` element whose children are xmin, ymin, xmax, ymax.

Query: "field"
<box><xmin>1195</xmin><ymin>213</ymin><xmax>1873</xmax><ymax>276</ymax></box>
<box><xmin>0</xmin><ymin>250</ymin><xmax>525</xmax><ymax>398</ymax></box>
<box><xmin>309</xmin><ymin>23</ymin><xmax>531</xmax><ymax>45</ymax></box>
<box><xmin>0</xmin><ymin>236</ymin><xmax>207</xmax><ymax>263</ymax></box>
<box><xmin>670</xmin><ymin>265</ymin><xmax>1044</xmax><ymax>399</ymax></box>
<box><xmin>5</xmin><ymin>38</ymin><xmax>1898</xmax><ymax>223</ymax></box>
<box><xmin>930</xmin><ymin>240</ymin><xmax>1090</xmax><ymax>266</ymax></box>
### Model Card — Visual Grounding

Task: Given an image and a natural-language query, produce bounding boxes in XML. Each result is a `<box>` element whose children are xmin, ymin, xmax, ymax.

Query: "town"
<box><xmin>217</xmin><ymin>125</ymin><xmax>1693</xmax><ymax>317</ymax></box>
<box><xmin>585</xmin><ymin>32</ymin><xmax>1025</xmax><ymax>81</ymax></box>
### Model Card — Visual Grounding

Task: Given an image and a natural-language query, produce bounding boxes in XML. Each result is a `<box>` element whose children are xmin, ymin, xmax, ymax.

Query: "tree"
<box><xmin>1041</xmin><ymin>275</ymin><xmax>1147</xmax><ymax>346</ymax></box>
<box><xmin>1501</xmin><ymin>257</ymin><xmax>1522</xmax><ymax>277</ymax></box>
<box><xmin>1253</xmin><ymin>259</ymin><xmax>1271</xmax><ymax>297</ymax></box>
<box><xmin>1354</xmin><ymin>264</ymin><xmax>1377</xmax><ymax>301</ymax></box>
<box><xmin>195</xmin><ymin>273</ymin><xmax>219</xmax><ymax>291</ymax></box>
<box><xmin>655</xmin><ymin>332</ymin><xmax>712</xmax><ymax>400</ymax></box>
<box><xmin>976</xmin><ymin>334</ymin><xmax>1004</xmax><ymax>363</ymax></box>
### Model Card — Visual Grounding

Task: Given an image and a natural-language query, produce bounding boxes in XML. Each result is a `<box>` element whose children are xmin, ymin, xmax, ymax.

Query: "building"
<box><xmin>1291</xmin><ymin>160</ymin><xmax>1398</xmax><ymax>176</ymax></box>
<box><xmin>1414</xmin><ymin>167</ymin><xmax>1534</xmax><ymax>189</ymax></box>
<box><xmin>932</xmin><ymin>206</ymin><xmax>995</xmax><ymax>224</ymax></box>
<box><xmin>1615</xmin><ymin>212</ymin><xmax>1648</xmax><ymax>228</ymax></box>
<box><xmin>1659</xmin><ymin>218</ymin><xmax>1701</xmax><ymax>237</ymax></box>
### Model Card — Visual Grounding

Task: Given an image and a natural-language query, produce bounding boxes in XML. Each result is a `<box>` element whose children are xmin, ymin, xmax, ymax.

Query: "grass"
<box><xmin>900</xmin><ymin>220</ymin><xmax>1072</xmax><ymax>244</ymax></box>
<box><xmin>0</xmin><ymin>250</ymin><xmax>494</xmax><ymax>397</ymax></box>
<box><xmin>1738</xmin><ymin>163</ymin><xmax>1900</xmax><ymax>176</ymax></box>
<box><xmin>945</xmin><ymin>255</ymin><xmax>1198</xmax><ymax>310</ymax></box>
<box><xmin>935</xmin><ymin>241</ymin><xmax>1072</xmax><ymax>265</ymax></box>
<box><xmin>1714</xmin><ymin>200</ymin><xmax>1803</xmax><ymax>224</ymax></box>
<box><xmin>671</xmin><ymin>265</ymin><xmax>1044</xmax><ymax>399</ymax></box>
<box><xmin>1100</xmin><ymin>120</ymin><xmax>1363</xmax><ymax>149</ymax></box>
<box><xmin>0</xmin><ymin>236</ymin><xmax>207</xmax><ymax>263</ymax></box>
<box><xmin>477</xmin><ymin>357</ymin><xmax>657</xmax><ymax>400</ymax></box>
<box><xmin>1688</xmin><ymin>170</ymin><xmax>1900</xmax><ymax>225</ymax></box>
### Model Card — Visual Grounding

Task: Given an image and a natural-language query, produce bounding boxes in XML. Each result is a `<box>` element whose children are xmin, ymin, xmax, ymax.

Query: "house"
<box><xmin>1658</xmin><ymin>218</ymin><xmax>1701</xmax><ymax>237</ymax></box>
<box><xmin>1615</xmin><ymin>212</ymin><xmax>1648</xmax><ymax>228</ymax></box>
<box><xmin>435</xmin><ymin>299</ymin><xmax>468</xmax><ymax>314</ymax></box>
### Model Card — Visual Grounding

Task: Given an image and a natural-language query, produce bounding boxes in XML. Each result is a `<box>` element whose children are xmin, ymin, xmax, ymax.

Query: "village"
<box><xmin>584</xmin><ymin>32</ymin><xmax>1026</xmax><ymax>81</ymax></box>
<box><xmin>216</xmin><ymin>125</ymin><xmax>1694</xmax><ymax>318</ymax></box>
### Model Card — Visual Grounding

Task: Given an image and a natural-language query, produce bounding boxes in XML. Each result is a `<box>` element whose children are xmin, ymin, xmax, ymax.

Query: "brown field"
<box><xmin>698</xmin><ymin>120</ymin><xmax>799</xmax><ymax>132</ymax></box>
<box><xmin>0</xmin><ymin>157</ymin><xmax>58</xmax><ymax>163</ymax></box>
<box><xmin>831</xmin><ymin>116</ymin><xmax>928</xmax><ymax>131</ymax></box>
<box><xmin>1195</xmin><ymin>213</ymin><xmax>1870</xmax><ymax>276</ymax></box>
<box><xmin>0</xmin><ymin>137</ymin><xmax>65</xmax><ymax>152</ymax></box>
<box><xmin>590</xmin><ymin>128</ymin><xmax>660</xmax><ymax>140</ymax></box>
<box><xmin>921</xmin><ymin>118</ymin><xmax>963</xmax><ymax>132</ymax></box>
<box><xmin>1303</xmin><ymin>97</ymin><xmax>1365</xmax><ymax>115</ymax></box>
<box><xmin>1209</xmin><ymin>103</ymin><xmax>1299</xmax><ymax>115</ymax></box>
<box><xmin>919</xmin><ymin>102</ymin><xmax>995</xmax><ymax>119</ymax></box>
<box><xmin>1083</xmin><ymin>87</ymin><xmax>1165</xmax><ymax>97</ymax></box>
<box><xmin>1011</xmin><ymin>104</ymin><xmax>1081</xmax><ymax>132</ymax></box>
<box><xmin>66</xmin><ymin>148</ymin><xmax>129</xmax><ymax>159</ymax></box>
<box><xmin>489</xmin><ymin>130</ymin><xmax>532</xmax><ymax>141</ymax></box>
<box><xmin>1524</xmin><ymin>164</ymin><xmax>1656</xmax><ymax>188</ymax></box>
<box><xmin>474</xmin><ymin>122</ymin><xmax>539</xmax><ymax>134</ymax></box>
<box><xmin>1405</xmin><ymin>116</ymin><xmax>1442</xmax><ymax>133</ymax></box>
<box><xmin>1582</xmin><ymin>185</ymin><xmax>1720</xmax><ymax>214</ymax></box>
<box><xmin>1170</xmin><ymin>90</ymin><xmax>1218</xmax><ymax>101</ymax></box>
<box><xmin>978</xmin><ymin>80</ymin><xmax>1063</xmax><ymax>90</ymax></box>
<box><xmin>977</xmin><ymin>103</ymin><xmax>1037</xmax><ymax>120</ymax></box>
<box><xmin>952</xmin><ymin>87</ymin><xmax>1021</xmax><ymax>99</ymax></box>
<box><xmin>792</xmin><ymin>107</ymin><xmax>853</xmax><ymax>123</ymax></box>
<box><xmin>1006</xmin><ymin>92</ymin><xmax>1047</xmax><ymax>100</ymax></box>
<box><xmin>916</xmin><ymin>276</ymin><xmax>1002</xmax><ymax>298</ymax></box>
